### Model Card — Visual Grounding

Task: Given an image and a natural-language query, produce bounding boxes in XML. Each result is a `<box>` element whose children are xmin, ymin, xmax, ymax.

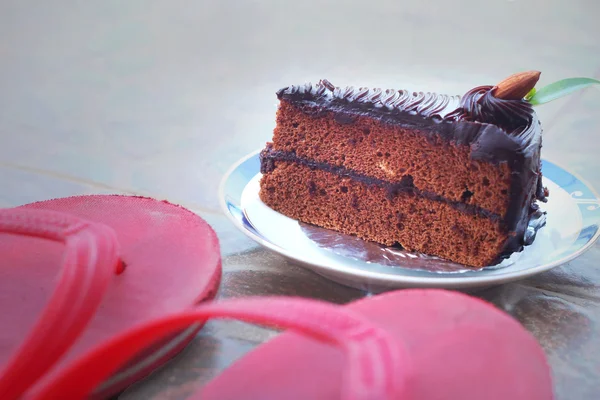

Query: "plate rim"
<box><xmin>219</xmin><ymin>149</ymin><xmax>600</xmax><ymax>288</ymax></box>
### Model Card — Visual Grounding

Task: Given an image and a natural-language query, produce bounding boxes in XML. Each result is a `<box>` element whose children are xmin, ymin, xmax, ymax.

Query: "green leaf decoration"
<box><xmin>524</xmin><ymin>88</ymin><xmax>536</xmax><ymax>101</ymax></box>
<box><xmin>527</xmin><ymin>77</ymin><xmax>600</xmax><ymax>105</ymax></box>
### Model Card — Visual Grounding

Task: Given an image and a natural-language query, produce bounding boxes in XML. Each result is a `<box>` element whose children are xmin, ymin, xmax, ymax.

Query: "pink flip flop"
<box><xmin>0</xmin><ymin>195</ymin><xmax>221</xmax><ymax>399</ymax></box>
<box><xmin>1</xmin><ymin>195</ymin><xmax>554</xmax><ymax>400</ymax></box>
<box><xmin>30</xmin><ymin>293</ymin><xmax>554</xmax><ymax>399</ymax></box>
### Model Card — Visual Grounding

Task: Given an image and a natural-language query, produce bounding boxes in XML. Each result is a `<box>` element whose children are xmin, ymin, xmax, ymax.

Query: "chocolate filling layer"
<box><xmin>261</xmin><ymin>146</ymin><xmax>503</xmax><ymax>224</ymax></box>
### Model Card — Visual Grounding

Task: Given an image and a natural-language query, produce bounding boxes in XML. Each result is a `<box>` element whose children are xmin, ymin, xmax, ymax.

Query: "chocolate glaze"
<box><xmin>268</xmin><ymin>79</ymin><xmax>548</xmax><ymax>258</ymax></box>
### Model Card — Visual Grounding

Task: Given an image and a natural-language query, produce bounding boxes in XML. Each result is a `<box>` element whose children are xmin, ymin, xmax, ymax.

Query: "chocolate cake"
<box><xmin>259</xmin><ymin>73</ymin><xmax>548</xmax><ymax>267</ymax></box>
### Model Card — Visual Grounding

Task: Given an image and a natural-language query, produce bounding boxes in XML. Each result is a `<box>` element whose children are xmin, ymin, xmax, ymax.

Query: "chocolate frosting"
<box><xmin>271</xmin><ymin>79</ymin><xmax>547</xmax><ymax>259</ymax></box>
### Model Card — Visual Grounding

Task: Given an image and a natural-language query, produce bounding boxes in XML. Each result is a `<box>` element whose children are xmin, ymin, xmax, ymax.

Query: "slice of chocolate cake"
<box><xmin>259</xmin><ymin>72</ymin><xmax>548</xmax><ymax>268</ymax></box>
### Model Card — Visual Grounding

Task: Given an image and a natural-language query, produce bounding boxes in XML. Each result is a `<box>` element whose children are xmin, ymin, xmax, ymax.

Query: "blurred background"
<box><xmin>0</xmin><ymin>1</ymin><xmax>599</xmax><ymax>399</ymax></box>
<box><xmin>1</xmin><ymin>0</ymin><xmax>598</xmax><ymax>211</ymax></box>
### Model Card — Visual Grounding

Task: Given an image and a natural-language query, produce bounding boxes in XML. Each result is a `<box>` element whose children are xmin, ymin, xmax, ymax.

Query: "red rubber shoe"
<box><xmin>0</xmin><ymin>195</ymin><xmax>553</xmax><ymax>400</ymax></box>
<box><xmin>31</xmin><ymin>290</ymin><xmax>554</xmax><ymax>400</ymax></box>
<box><xmin>0</xmin><ymin>195</ymin><xmax>221</xmax><ymax>399</ymax></box>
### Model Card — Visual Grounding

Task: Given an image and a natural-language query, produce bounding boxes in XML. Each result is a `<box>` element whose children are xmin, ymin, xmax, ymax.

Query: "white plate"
<box><xmin>220</xmin><ymin>150</ymin><xmax>600</xmax><ymax>291</ymax></box>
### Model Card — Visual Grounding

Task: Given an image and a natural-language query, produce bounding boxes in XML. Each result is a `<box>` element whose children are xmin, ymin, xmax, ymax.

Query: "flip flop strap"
<box><xmin>30</xmin><ymin>297</ymin><xmax>411</xmax><ymax>400</ymax></box>
<box><xmin>0</xmin><ymin>208</ymin><xmax>123</xmax><ymax>400</ymax></box>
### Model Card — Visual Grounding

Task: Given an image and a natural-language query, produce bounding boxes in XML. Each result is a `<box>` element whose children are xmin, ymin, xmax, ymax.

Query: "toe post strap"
<box><xmin>193</xmin><ymin>298</ymin><xmax>411</xmax><ymax>400</ymax></box>
<box><xmin>31</xmin><ymin>297</ymin><xmax>411</xmax><ymax>400</ymax></box>
<box><xmin>0</xmin><ymin>208</ymin><xmax>122</xmax><ymax>400</ymax></box>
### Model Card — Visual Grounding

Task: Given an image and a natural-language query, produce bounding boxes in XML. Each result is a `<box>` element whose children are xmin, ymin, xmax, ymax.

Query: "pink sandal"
<box><xmin>0</xmin><ymin>195</ymin><xmax>221</xmax><ymax>399</ymax></box>
<box><xmin>1</xmin><ymin>195</ymin><xmax>554</xmax><ymax>400</ymax></box>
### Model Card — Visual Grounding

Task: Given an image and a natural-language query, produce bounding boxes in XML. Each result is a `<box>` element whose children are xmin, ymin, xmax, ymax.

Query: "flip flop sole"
<box><xmin>200</xmin><ymin>289</ymin><xmax>553</xmax><ymax>400</ymax></box>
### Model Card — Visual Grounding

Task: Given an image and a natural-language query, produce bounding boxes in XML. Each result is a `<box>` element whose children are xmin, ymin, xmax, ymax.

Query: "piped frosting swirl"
<box><xmin>446</xmin><ymin>85</ymin><xmax>536</xmax><ymax>139</ymax></box>
<box><xmin>277</xmin><ymin>79</ymin><xmax>461</xmax><ymax>120</ymax></box>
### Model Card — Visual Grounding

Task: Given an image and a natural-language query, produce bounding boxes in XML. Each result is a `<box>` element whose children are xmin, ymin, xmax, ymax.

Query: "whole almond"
<box><xmin>493</xmin><ymin>71</ymin><xmax>541</xmax><ymax>100</ymax></box>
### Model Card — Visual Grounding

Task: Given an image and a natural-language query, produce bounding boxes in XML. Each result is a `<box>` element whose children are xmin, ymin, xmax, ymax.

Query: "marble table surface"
<box><xmin>1</xmin><ymin>1</ymin><xmax>599</xmax><ymax>399</ymax></box>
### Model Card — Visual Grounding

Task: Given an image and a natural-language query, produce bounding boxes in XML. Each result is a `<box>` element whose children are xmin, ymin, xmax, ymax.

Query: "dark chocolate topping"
<box><xmin>277</xmin><ymin>80</ymin><xmax>461</xmax><ymax>119</ymax></box>
<box><xmin>273</xmin><ymin>79</ymin><xmax>547</xmax><ymax>259</ymax></box>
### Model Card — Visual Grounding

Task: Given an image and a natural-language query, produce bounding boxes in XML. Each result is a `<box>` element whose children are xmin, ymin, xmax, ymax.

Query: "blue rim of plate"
<box><xmin>219</xmin><ymin>149</ymin><xmax>600</xmax><ymax>289</ymax></box>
